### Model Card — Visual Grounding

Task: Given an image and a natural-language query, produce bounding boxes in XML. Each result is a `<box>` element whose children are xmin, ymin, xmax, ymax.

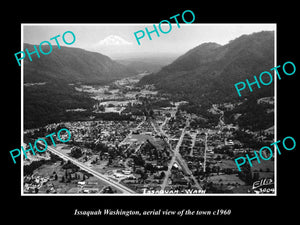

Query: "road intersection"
<box><xmin>158</xmin><ymin>116</ymin><xmax>203</xmax><ymax>191</ymax></box>
<box><xmin>46</xmin><ymin>145</ymin><xmax>136</xmax><ymax>194</ymax></box>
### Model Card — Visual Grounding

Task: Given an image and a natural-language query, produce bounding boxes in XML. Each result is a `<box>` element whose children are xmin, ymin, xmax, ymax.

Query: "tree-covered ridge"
<box><xmin>24</xmin><ymin>44</ymin><xmax>136</xmax><ymax>84</ymax></box>
<box><xmin>139</xmin><ymin>31</ymin><xmax>274</xmax><ymax>103</ymax></box>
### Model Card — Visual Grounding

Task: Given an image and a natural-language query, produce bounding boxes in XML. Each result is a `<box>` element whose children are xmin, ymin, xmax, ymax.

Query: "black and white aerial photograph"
<box><xmin>21</xmin><ymin>24</ymin><xmax>277</xmax><ymax>195</ymax></box>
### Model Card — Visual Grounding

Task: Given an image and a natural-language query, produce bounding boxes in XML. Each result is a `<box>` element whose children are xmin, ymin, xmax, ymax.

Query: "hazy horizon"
<box><xmin>23</xmin><ymin>24</ymin><xmax>275</xmax><ymax>60</ymax></box>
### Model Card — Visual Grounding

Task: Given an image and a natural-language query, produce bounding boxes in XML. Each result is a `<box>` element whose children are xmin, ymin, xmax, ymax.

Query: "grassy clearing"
<box><xmin>208</xmin><ymin>174</ymin><xmax>245</xmax><ymax>185</ymax></box>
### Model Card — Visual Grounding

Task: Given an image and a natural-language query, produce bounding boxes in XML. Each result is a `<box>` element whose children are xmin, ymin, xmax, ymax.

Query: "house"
<box><xmin>86</xmin><ymin>181</ymin><xmax>98</xmax><ymax>185</ymax></box>
<box><xmin>78</xmin><ymin>181</ymin><xmax>86</xmax><ymax>186</ymax></box>
<box><xmin>122</xmin><ymin>169</ymin><xmax>132</xmax><ymax>175</ymax></box>
<box><xmin>172</xmin><ymin>162</ymin><xmax>179</xmax><ymax>169</ymax></box>
<box><xmin>81</xmin><ymin>188</ymin><xmax>99</xmax><ymax>193</ymax></box>
<box><xmin>226</xmin><ymin>139</ymin><xmax>234</xmax><ymax>145</ymax></box>
<box><xmin>172</xmin><ymin>177</ymin><xmax>188</xmax><ymax>185</ymax></box>
<box><xmin>113</xmin><ymin>172</ymin><xmax>126</xmax><ymax>178</ymax></box>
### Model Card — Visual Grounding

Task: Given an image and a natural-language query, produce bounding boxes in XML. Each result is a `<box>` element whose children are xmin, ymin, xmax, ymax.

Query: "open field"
<box><xmin>207</xmin><ymin>174</ymin><xmax>245</xmax><ymax>185</ymax></box>
<box><xmin>251</xmin><ymin>160</ymin><xmax>274</xmax><ymax>172</ymax></box>
<box><xmin>29</xmin><ymin>162</ymin><xmax>113</xmax><ymax>194</ymax></box>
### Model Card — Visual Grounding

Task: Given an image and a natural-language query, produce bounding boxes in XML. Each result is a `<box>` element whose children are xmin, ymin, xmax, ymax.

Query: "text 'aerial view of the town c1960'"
<box><xmin>22</xmin><ymin>24</ymin><xmax>275</xmax><ymax>195</ymax></box>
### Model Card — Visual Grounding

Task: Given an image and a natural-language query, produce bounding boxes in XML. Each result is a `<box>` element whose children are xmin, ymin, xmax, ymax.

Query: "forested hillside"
<box><xmin>140</xmin><ymin>31</ymin><xmax>274</xmax><ymax>104</ymax></box>
<box><xmin>23</xmin><ymin>45</ymin><xmax>138</xmax><ymax>129</ymax></box>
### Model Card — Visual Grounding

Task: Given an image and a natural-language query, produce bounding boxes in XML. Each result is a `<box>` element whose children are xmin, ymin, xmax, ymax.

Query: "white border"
<box><xmin>21</xmin><ymin>23</ymin><xmax>277</xmax><ymax>196</ymax></box>
<box><xmin>274</xmin><ymin>25</ymin><xmax>278</xmax><ymax>196</ymax></box>
<box><xmin>21</xmin><ymin>24</ymin><xmax>24</xmax><ymax>195</ymax></box>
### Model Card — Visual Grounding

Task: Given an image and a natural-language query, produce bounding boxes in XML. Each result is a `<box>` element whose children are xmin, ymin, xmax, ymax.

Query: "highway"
<box><xmin>161</xmin><ymin>123</ymin><xmax>187</xmax><ymax>189</ymax></box>
<box><xmin>159</xmin><ymin>116</ymin><xmax>203</xmax><ymax>191</ymax></box>
<box><xmin>46</xmin><ymin>145</ymin><xmax>136</xmax><ymax>194</ymax></box>
<box><xmin>175</xmin><ymin>154</ymin><xmax>202</xmax><ymax>190</ymax></box>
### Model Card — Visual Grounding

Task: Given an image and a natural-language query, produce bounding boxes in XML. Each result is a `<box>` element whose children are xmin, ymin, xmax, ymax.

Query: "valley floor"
<box><xmin>23</xmin><ymin>75</ymin><xmax>275</xmax><ymax>195</ymax></box>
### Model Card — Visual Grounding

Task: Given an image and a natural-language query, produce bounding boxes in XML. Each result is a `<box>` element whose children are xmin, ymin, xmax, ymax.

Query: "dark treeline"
<box><xmin>24</xmin><ymin>81</ymin><xmax>96</xmax><ymax>129</ymax></box>
<box><xmin>224</xmin><ymin>96</ymin><xmax>274</xmax><ymax>131</ymax></box>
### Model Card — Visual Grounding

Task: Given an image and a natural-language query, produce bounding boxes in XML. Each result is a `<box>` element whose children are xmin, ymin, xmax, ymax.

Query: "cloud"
<box><xmin>96</xmin><ymin>35</ymin><xmax>132</xmax><ymax>46</ymax></box>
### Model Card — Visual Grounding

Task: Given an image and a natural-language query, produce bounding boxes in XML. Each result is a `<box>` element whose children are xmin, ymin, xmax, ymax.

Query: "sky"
<box><xmin>23</xmin><ymin>24</ymin><xmax>275</xmax><ymax>60</ymax></box>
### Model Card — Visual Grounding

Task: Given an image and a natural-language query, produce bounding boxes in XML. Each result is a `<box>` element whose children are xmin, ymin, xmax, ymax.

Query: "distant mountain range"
<box><xmin>139</xmin><ymin>31</ymin><xmax>275</xmax><ymax>103</ymax></box>
<box><xmin>116</xmin><ymin>55</ymin><xmax>178</xmax><ymax>73</ymax></box>
<box><xmin>116</xmin><ymin>60</ymin><xmax>164</xmax><ymax>74</ymax></box>
<box><xmin>24</xmin><ymin>43</ymin><xmax>136</xmax><ymax>84</ymax></box>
